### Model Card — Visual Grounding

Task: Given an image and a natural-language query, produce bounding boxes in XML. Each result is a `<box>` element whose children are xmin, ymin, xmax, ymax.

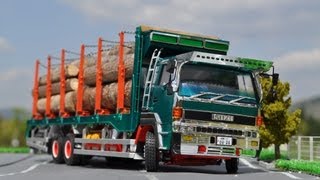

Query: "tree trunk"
<box><xmin>84</xmin><ymin>54</ymin><xmax>134</xmax><ymax>86</ymax></box>
<box><xmin>274</xmin><ymin>144</ymin><xmax>281</xmax><ymax>160</ymax></box>
<box><xmin>255</xmin><ymin>139</ymin><xmax>263</xmax><ymax>159</ymax></box>
<box><xmin>38</xmin><ymin>65</ymin><xmax>79</xmax><ymax>85</ymax></box>
<box><xmin>37</xmin><ymin>78</ymin><xmax>78</xmax><ymax>98</ymax></box>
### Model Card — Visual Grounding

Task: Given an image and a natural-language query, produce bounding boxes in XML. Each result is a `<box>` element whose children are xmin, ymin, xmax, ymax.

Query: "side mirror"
<box><xmin>166</xmin><ymin>60</ymin><xmax>175</xmax><ymax>73</ymax></box>
<box><xmin>272</xmin><ymin>73</ymin><xmax>279</xmax><ymax>86</ymax></box>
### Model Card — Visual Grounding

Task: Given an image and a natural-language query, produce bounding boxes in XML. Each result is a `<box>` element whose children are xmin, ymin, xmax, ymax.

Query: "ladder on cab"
<box><xmin>142</xmin><ymin>49</ymin><xmax>162</xmax><ymax>110</ymax></box>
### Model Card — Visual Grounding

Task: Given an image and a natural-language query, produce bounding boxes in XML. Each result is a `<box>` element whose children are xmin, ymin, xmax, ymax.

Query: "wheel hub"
<box><xmin>64</xmin><ymin>140</ymin><xmax>72</xmax><ymax>159</ymax></box>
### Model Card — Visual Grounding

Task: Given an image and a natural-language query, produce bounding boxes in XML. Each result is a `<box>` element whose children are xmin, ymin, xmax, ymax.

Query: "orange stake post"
<box><xmin>117</xmin><ymin>32</ymin><xmax>125</xmax><ymax>112</ymax></box>
<box><xmin>94</xmin><ymin>38</ymin><xmax>110</xmax><ymax>115</ymax></box>
<box><xmin>59</xmin><ymin>49</ymin><xmax>69</xmax><ymax>117</ymax></box>
<box><xmin>32</xmin><ymin>60</ymin><xmax>42</xmax><ymax>119</ymax></box>
<box><xmin>45</xmin><ymin>56</ymin><xmax>54</xmax><ymax>118</ymax></box>
<box><xmin>95</xmin><ymin>38</ymin><xmax>102</xmax><ymax>113</ymax></box>
<box><xmin>76</xmin><ymin>44</ymin><xmax>88</xmax><ymax>116</ymax></box>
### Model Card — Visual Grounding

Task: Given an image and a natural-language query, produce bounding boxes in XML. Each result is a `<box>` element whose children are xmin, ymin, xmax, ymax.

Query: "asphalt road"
<box><xmin>0</xmin><ymin>154</ymin><xmax>317</xmax><ymax>180</ymax></box>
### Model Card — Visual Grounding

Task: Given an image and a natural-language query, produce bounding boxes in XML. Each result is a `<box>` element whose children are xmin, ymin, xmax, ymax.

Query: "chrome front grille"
<box><xmin>195</xmin><ymin>126</ymin><xmax>243</xmax><ymax>136</ymax></box>
<box><xmin>207</xmin><ymin>146</ymin><xmax>236</xmax><ymax>155</ymax></box>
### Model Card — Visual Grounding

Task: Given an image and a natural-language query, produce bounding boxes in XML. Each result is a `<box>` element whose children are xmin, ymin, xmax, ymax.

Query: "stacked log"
<box><xmin>38</xmin><ymin>78</ymin><xmax>78</xmax><ymax>98</ymax></box>
<box><xmin>35</xmin><ymin>45</ymin><xmax>134</xmax><ymax>116</ymax></box>
<box><xmin>83</xmin><ymin>54</ymin><xmax>134</xmax><ymax>86</ymax></box>
<box><xmin>38</xmin><ymin>64</ymin><xmax>79</xmax><ymax>86</ymax></box>
<box><xmin>37</xmin><ymin>91</ymin><xmax>77</xmax><ymax>115</ymax></box>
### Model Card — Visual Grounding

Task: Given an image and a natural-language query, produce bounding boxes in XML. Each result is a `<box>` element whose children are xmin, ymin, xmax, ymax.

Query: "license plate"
<box><xmin>217</xmin><ymin>137</ymin><xmax>232</xmax><ymax>146</ymax></box>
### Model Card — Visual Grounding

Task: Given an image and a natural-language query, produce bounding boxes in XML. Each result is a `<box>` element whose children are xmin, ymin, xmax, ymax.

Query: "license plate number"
<box><xmin>217</xmin><ymin>137</ymin><xmax>232</xmax><ymax>146</ymax></box>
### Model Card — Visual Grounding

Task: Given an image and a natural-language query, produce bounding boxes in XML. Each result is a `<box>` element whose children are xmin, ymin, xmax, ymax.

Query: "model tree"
<box><xmin>259</xmin><ymin>77</ymin><xmax>301</xmax><ymax>159</ymax></box>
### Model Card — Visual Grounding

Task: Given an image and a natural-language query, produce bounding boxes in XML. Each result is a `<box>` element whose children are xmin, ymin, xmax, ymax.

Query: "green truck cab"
<box><xmin>26</xmin><ymin>25</ymin><xmax>276</xmax><ymax>173</ymax></box>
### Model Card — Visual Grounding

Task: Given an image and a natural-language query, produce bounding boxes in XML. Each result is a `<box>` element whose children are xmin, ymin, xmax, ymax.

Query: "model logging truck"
<box><xmin>26</xmin><ymin>25</ymin><xmax>278</xmax><ymax>173</ymax></box>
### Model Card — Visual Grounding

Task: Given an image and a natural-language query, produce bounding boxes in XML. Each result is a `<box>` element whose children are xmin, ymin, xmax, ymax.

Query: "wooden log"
<box><xmin>69</xmin><ymin>45</ymin><xmax>135</xmax><ymax>68</ymax></box>
<box><xmin>84</xmin><ymin>54</ymin><xmax>134</xmax><ymax>86</ymax></box>
<box><xmin>82</xmin><ymin>87</ymin><xmax>96</xmax><ymax>114</ymax></box>
<box><xmin>36</xmin><ymin>98</ymin><xmax>46</xmax><ymax>115</ymax></box>
<box><xmin>36</xmin><ymin>80</ymin><xmax>132</xmax><ymax>115</ymax></box>
<box><xmin>37</xmin><ymin>91</ymin><xmax>77</xmax><ymax>115</ymax></box>
<box><xmin>38</xmin><ymin>64</ymin><xmax>79</xmax><ymax>85</ymax></box>
<box><xmin>107</xmin><ymin>45</ymin><xmax>135</xmax><ymax>56</ymax></box>
<box><xmin>101</xmin><ymin>80</ymin><xmax>132</xmax><ymax>110</ymax></box>
<box><xmin>69</xmin><ymin>56</ymin><xmax>97</xmax><ymax>68</ymax></box>
<box><xmin>50</xmin><ymin>91</ymin><xmax>77</xmax><ymax>114</ymax></box>
<box><xmin>38</xmin><ymin>78</ymin><xmax>78</xmax><ymax>98</ymax></box>
<box><xmin>78</xmin><ymin>80</ymin><xmax>132</xmax><ymax>112</ymax></box>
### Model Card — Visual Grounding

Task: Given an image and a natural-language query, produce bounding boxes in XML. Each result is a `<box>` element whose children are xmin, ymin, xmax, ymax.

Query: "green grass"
<box><xmin>0</xmin><ymin>147</ymin><xmax>30</xmax><ymax>153</ymax></box>
<box><xmin>242</xmin><ymin>149</ymin><xmax>288</xmax><ymax>161</ymax></box>
<box><xmin>243</xmin><ymin>149</ymin><xmax>320</xmax><ymax>175</ymax></box>
<box><xmin>276</xmin><ymin>159</ymin><xmax>320</xmax><ymax>175</ymax></box>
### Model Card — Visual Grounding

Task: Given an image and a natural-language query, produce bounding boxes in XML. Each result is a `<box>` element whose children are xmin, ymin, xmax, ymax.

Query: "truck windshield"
<box><xmin>178</xmin><ymin>63</ymin><xmax>257</xmax><ymax>105</ymax></box>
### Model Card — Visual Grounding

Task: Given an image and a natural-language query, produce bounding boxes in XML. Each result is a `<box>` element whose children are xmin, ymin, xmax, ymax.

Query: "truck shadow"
<box><xmin>77</xmin><ymin>157</ymin><xmax>266</xmax><ymax>175</ymax></box>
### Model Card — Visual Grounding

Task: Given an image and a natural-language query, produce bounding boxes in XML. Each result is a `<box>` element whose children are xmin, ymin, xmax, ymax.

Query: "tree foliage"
<box><xmin>0</xmin><ymin>108</ymin><xmax>29</xmax><ymax>147</ymax></box>
<box><xmin>259</xmin><ymin>77</ymin><xmax>301</xmax><ymax>159</ymax></box>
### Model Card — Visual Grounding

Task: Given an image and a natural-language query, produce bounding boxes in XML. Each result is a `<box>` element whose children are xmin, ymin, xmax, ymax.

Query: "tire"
<box><xmin>225</xmin><ymin>158</ymin><xmax>239</xmax><ymax>174</ymax></box>
<box><xmin>144</xmin><ymin>131</ymin><xmax>159</xmax><ymax>172</ymax></box>
<box><xmin>63</xmin><ymin>133</ymin><xmax>80</xmax><ymax>165</ymax></box>
<box><xmin>51</xmin><ymin>135</ymin><xmax>64</xmax><ymax>164</ymax></box>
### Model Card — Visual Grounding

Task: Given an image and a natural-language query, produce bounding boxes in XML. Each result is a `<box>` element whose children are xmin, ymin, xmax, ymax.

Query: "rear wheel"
<box><xmin>225</xmin><ymin>158</ymin><xmax>239</xmax><ymax>174</ymax></box>
<box><xmin>51</xmin><ymin>135</ymin><xmax>64</xmax><ymax>164</ymax></box>
<box><xmin>63</xmin><ymin>133</ymin><xmax>80</xmax><ymax>165</ymax></box>
<box><xmin>144</xmin><ymin>131</ymin><xmax>159</xmax><ymax>172</ymax></box>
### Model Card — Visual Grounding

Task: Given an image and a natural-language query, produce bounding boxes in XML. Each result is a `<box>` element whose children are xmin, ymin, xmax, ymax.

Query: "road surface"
<box><xmin>0</xmin><ymin>154</ymin><xmax>317</xmax><ymax>180</ymax></box>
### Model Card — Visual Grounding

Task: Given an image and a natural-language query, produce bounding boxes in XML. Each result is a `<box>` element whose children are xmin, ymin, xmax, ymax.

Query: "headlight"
<box><xmin>180</xmin><ymin>126</ymin><xmax>186</xmax><ymax>134</ymax></box>
<box><xmin>252</xmin><ymin>132</ymin><xmax>257</xmax><ymax>138</ymax></box>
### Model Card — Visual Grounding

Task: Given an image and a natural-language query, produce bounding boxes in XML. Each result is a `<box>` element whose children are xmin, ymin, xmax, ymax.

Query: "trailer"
<box><xmin>26</xmin><ymin>25</ymin><xmax>278</xmax><ymax>173</ymax></box>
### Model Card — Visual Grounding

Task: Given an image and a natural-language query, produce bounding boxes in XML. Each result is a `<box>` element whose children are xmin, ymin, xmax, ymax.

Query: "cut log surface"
<box><xmin>38</xmin><ymin>65</ymin><xmax>79</xmax><ymax>85</ymax></box>
<box><xmin>38</xmin><ymin>78</ymin><xmax>78</xmax><ymax>98</ymax></box>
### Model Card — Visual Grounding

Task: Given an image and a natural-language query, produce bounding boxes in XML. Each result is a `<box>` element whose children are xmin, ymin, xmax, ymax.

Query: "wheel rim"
<box><xmin>52</xmin><ymin>140</ymin><xmax>59</xmax><ymax>158</ymax></box>
<box><xmin>64</xmin><ymin>140</ymin><xmax>72</xmax><ymax>159</ymax></box>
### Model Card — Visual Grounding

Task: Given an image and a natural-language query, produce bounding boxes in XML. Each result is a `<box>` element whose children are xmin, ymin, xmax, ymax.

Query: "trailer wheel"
<box><xmin>63</xmin><ymin>133</ymin><xmax>80</xmax><ymax>165</ymax></box>
<box><xmin>225</xmin><ymin>158</ymin><xmax>239</xmax><ymax>174</ymax></box>
<box><xmin>144</xmin><ymin>131</ymin><xmax>159</xmax><ymax>172</ymax></box>
<box><xmin>51</xmin><ymin>135</ymin><xmax>64</xmax><ymax>164</ymax></box>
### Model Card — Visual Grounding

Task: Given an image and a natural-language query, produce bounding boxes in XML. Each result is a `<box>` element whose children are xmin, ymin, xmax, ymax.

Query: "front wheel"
<box><xmin>144</xmin><ymin>131</ymin><xmax>159</xmax><ymax>172</ymax></box>
<box><xmin>63</xmin><ymin>134</ymin><xmax>80</xmax><ymax>165</ymax></box>
<box><xmin>225</xmin><ymin>158</ymin><xmax>239</xmax><ymax>174</ymax></box>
